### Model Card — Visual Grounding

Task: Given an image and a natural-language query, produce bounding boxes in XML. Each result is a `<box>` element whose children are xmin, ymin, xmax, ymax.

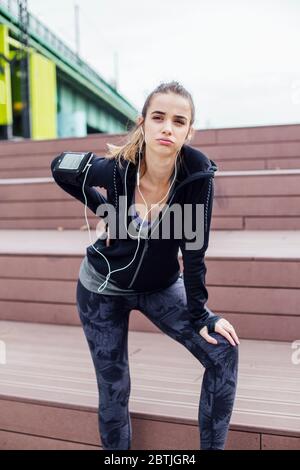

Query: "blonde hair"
<box><xmin>104</xmin><ymin>80</ymin><xmax>195</xmax><ymax>181</ymax></box>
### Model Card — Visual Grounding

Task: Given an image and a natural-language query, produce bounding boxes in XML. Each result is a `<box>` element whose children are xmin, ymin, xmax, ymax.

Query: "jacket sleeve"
<box><xmin>179</xmin><ymin>175</ymin><xmax>221</xmax><ymax>333</ymax></box>
<box><xmin>50</xmin><ymin>154</ymin><xmax>113</xmax><ymax>216</ymax></box>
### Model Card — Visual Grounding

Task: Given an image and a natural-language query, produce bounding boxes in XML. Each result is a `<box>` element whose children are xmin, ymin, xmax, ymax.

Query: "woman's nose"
<box><xmin>162</xmin><ymin>122</ymin><xmax>173</xmax><ymax>133</ymax></box>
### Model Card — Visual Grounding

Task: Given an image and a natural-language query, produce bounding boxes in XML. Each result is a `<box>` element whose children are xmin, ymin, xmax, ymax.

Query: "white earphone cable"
<box><xmin>81</xmin><ymin>128</ymin><xmax>180</xmax><ymax>293</ymax></box>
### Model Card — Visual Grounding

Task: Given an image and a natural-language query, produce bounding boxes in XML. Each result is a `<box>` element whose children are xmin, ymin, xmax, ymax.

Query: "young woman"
<box><xmin>51</xmin><ymin>81</ymin><xmax>239</xmax><ymax>451</ymax></box>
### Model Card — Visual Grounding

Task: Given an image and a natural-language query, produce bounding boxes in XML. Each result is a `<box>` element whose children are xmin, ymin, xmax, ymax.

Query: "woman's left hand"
<box><xmin>200</xmin><ymin>318</ymin><xmax>240</xmax><ymax>346</ymax></box>
<box><xmin>215</xmin><ymin>318</ymin><xmax>240</xmax><ymax>346</ymax></box>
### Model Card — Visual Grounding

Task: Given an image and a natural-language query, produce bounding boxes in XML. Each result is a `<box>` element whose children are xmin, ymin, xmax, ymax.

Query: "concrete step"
<box><xmin>1</xmin><ymin>168</ymin><xmax>300</xmax><ymax>230</ymax></box>
<box><xmin>0</xmin><ymin>229</ymin><xmax>299</xmax><ymax>341</ymax></box>
<box><xmin>0</xmin><ymin>321</ymin><xmax>299</xmax><ymax>450</ymax></box>
<box><xmin>0</xmin><ymin>124</ymin><xmax>300</xmax><ymax>178</ymax></box>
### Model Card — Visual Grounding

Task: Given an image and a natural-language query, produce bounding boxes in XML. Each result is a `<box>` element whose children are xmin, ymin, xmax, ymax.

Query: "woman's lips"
<box><xmin>157</xmin><ymin>139</ymin><xmax>173</xmax><ymax>146</ymax></box>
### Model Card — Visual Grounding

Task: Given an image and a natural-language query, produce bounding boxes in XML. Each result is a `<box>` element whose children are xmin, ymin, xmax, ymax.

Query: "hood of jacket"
<box><xmin>116</xmin><ymin>143</ymin><xmax>218</xmax><ymax>193</ymax></box>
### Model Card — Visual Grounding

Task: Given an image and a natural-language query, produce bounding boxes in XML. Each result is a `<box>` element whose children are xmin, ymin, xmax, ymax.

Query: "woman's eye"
<box><xmin>153</xmin><ymin>117</ymin><xmax>184</xmax><ymax>125</ymax></box>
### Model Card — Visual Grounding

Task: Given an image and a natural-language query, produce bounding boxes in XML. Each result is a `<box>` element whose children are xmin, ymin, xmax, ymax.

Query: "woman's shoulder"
<box><xmin>182</xmin><ymin>144</ymin><xmax>214</xmax><ymax>173</ymax></box>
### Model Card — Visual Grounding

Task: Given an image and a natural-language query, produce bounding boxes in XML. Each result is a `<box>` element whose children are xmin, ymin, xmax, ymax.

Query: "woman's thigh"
<box><xmin>138</xmin><ymin>277</ymin><xmax>238</xmax><ymax>369</ymax></box>
<box><xmin>76</xmin><ymin>279</ymin><xmax>132</xmax><ymax>366</ymax></box>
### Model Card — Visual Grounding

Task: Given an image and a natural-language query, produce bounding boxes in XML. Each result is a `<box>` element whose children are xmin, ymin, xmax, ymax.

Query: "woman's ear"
<box><xmin>185</xmin><ymin>126</ymin><xmax>195</xmax><ymax>143</ymax></box>
<box><xmin>136</xmin><ymin>116</ymin><xmax>144</xmax><ymax>127</ymax></box>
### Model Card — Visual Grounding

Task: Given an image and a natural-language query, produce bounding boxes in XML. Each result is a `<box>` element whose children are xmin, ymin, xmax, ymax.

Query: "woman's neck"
<box><xmin>140</xmin><ymin>154</ymin><xmax>175</xmax><ymax>188</ymax></box>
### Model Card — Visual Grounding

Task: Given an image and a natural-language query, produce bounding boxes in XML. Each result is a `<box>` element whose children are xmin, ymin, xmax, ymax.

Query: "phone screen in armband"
<box><xmin>58</xmin><ymin>153</ymin><xmax>87</xmax><ymax>170</ymax></box>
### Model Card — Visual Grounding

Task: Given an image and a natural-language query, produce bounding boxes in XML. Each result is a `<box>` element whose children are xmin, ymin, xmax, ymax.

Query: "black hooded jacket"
<box><xmin>51</xmin><ymin>144</ymin><xmax>221</xmax><ymax>333</ymax></box>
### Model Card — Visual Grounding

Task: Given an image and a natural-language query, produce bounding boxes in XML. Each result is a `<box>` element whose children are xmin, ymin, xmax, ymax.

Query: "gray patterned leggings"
<box><xmin>76</xmin><ymin>276</ymin><xmax>239</xmax><ymax>450</ymax></box>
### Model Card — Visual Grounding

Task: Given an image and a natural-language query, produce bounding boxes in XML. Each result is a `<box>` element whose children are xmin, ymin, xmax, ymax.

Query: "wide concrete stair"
<box><xmin>0</xmin><ymin>320</ymin><xmax>299</xmax><ymax>450</ymax></box>
<box><xmin>0</xmin><ymin>229</ymin><xmax>299</xmax><ymax>342</ymax></box>
<box><xmin>0</xmin><ymin>124</ymin><xmax>299</xmax><ymax>449</ymax></box>
<box><xmin>0</xmin><ymin>123</ymin><xmax>300</xmax><ymax>179</ymax></box>
<box><xmin>1</xmin><ymin>168</ymin><xmax>300</xmax><ymax>230</ymax></box>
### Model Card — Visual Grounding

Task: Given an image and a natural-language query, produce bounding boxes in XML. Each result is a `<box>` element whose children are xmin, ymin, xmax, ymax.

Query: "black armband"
<box><xmin>52</xmin><ymin>151</ymin><xmax>94</xmax><ymax>185</ymax></box>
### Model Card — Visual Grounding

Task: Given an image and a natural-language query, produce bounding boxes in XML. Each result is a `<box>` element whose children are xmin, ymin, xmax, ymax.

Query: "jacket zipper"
<box><xmin>128</xmin><ymin>238</ymin><xmax>149</xmax><ymax>288</ymax></box>
<box><xmin>125</xmin><ymin>169</ymin><xmax>215</xmax><ymax>289</ymax></box>
<box><xmin>148</xmin><ymin>171</ymin><xmax>214</xmax><ymax>237</ymax></box>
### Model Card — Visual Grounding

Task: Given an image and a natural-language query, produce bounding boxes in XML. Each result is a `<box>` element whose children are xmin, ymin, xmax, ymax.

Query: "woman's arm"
<box><xmin>179</xmin><ymin>176</ymin><xmax>240</xmax><ymax>346</ymax></box>
<box><xmin>50</xmin><ymin>154</ymin><xmax>113</xmax><ymax>216</ymax></box>
<box><xmin>179</xmin><ymin>176</ymin><xmax>221</xmax><ymax>334</ymax></box>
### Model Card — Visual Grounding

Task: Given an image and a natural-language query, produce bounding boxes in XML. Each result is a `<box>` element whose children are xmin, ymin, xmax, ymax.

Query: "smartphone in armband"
<box><xmin>52</xmin><ymin>151</ymin><xmax>94</xmax><ymax>184</ymax></box>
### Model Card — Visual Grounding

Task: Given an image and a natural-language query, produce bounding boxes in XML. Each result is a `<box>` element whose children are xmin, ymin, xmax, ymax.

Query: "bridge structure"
<box><xmin>0</xmin><ymin>0</ymin><xmax>137</xmax><ymax>140</ymax></box>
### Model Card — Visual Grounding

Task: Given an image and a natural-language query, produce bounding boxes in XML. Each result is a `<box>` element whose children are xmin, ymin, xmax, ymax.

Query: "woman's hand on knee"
<box><xmin>199</xmin><ymin>318</ymin><xmax>240</xmax><ymax>346</ymax></box>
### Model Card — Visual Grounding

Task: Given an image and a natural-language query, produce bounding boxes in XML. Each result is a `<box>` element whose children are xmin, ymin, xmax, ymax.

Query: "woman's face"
<box><xmin>141</xmin><ymin>92</ymin><xmax>193</xmax><ymax>156</ymax></box>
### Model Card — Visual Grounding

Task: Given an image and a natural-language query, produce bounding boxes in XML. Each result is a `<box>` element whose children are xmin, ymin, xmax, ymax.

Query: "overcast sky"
<box><xmin>27</xmin><ymin>0</ymin><xmax>300</xmax><ymax>129</ymax></box>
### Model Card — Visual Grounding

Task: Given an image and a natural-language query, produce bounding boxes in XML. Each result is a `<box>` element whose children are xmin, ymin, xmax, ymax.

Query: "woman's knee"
<box><xmin>203</xmin><ymin>332</ymin><xmax>239</xmax><ymax>367</ymax></box>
